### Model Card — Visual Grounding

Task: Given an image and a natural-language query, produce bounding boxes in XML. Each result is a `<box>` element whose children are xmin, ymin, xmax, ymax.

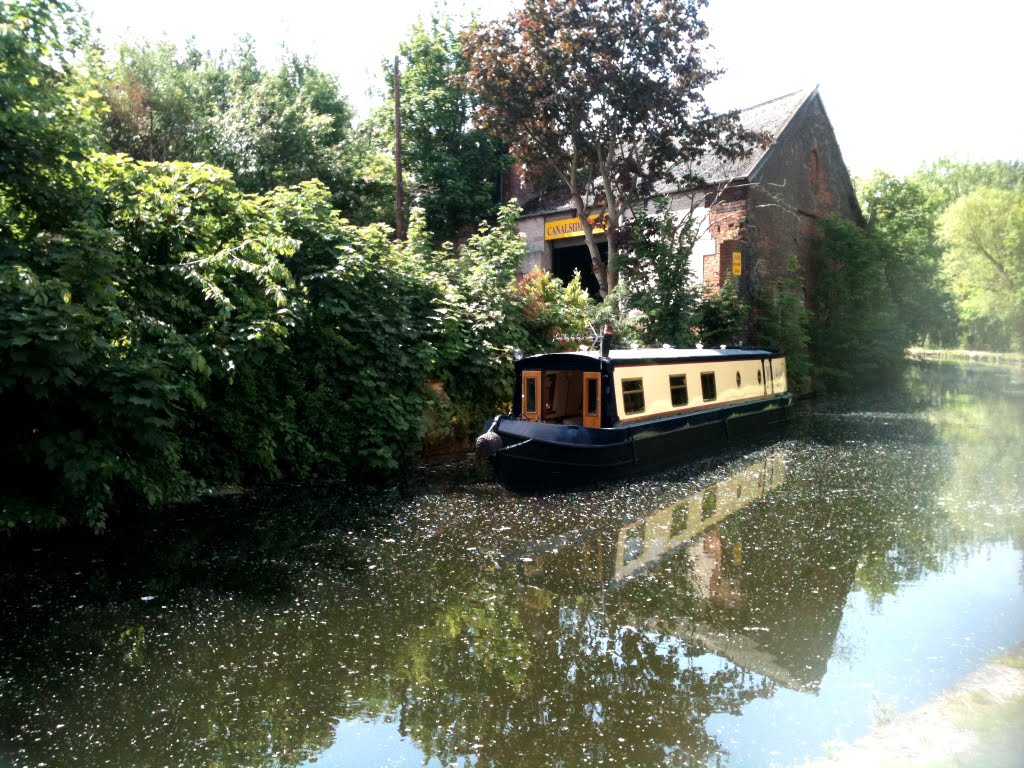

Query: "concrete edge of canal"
<box><xmin>802</xmin><ymin>642</ymin><xmax>1024</xmax><ymax>768</ymax></box>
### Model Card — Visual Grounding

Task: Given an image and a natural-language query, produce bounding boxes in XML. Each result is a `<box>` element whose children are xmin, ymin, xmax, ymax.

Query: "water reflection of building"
<box><xmin>517</xmin><ymin>450</ymin><xmax>852</xmax><ymax>693</ymax></box>
<box><xmin>519</xmin><ymin>451</ymin><xmax>786</xmax><ymax>587</ymax></box>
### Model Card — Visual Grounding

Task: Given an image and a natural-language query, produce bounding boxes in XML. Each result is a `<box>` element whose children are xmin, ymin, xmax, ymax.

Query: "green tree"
<box><xmin>912</xmin><ymin>157</ymin><xmax>1024</xmax><ymax>212</ymax></box>
<box><xmin>214</xmin><ymin>53</ymin><xmax>351</xmax><ymax>195</ymax></box>
<box><xmin>340</xmin><ymin>105</ymin><xmax>397</xmax><ymax>227</ymax></box>
<box><xmin>939</xmin><ymin>187</ymin><xmax>1024</xmax><ymax>350</ymax></box>
<box><xmin>858</xmin><ymin>171</ymin><xmax>958</xmax><ymax>346</ymax></box>
<box><xmin>462</xmin><ymin>0</ymin><xmax>756</xmax><ymax>297</ymax></box>
<box><xmin>101</xmin><ymin>38</ymin><xmax>393</xmax><ymax>225</ymax></box>
<box><xmin>102</xmin><ymin>39</ymin><xmax>220</xmax><ymax>162</ymax></box>
<box><xmin>809</xmin><ymin>217</ymin><xmax>907</xmax><ymax>387</ymax></box>
<box><xmin>0</xmin><ymin>0</ymin><xmax>104</xmax><ymax>228</ymax></box>
<box><xmin>386</xmin><ymin>13</ymin><xmax>509</xmax><ymax>242</ymax></box>
<box><xmin>614</xmin><ymin>197</ymin><xmax>701</xmax><ymax>347</ymax></box>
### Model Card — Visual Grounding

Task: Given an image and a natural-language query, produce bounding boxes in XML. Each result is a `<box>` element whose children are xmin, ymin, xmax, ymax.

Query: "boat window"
<box><xmin>525</xmin><ymin>376</ymin><xmax>538</xmax><ymax>413</ymax></box>
<box><xmin>757</xmin><ymin>369</ymin><xmax>763</xmax><ymax>385</ymax></box>
<box><xmin>622</xmin><ymin>378</ymin><xmax>645</xmax><ymax>414</ymax></box>
<box><xmin>736</xmin><ymin>371</ymin><xmax>742</xmax><ymax>387</ymax></box>
<box><xmin>701</xmin><ymin>488</ymin><xmax>717</xmax><ymax>520</ymax></box>
<box><xmin>670</xmin><ymin>374</ymin><xmax>688</xmax><ymax>407</ymax></box>
<box><xmin>701</xmin><ymin>372</ymin><xmax>717</xmax><ymax>401</ymax></box>
<box><xmin>622</xmin><ymin>522</ymin><xmax>645</xmax><ymax>564</ymax></box>
<box><xmin>586</xmin><ymin>376</ymin><xmax>599</xmax><ymax>416</ymax></box>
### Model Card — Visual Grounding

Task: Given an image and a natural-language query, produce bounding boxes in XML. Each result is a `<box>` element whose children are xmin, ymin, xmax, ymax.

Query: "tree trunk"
<box><xmin>598</xmin><ymin>145</ymin><xmax>620</xmax><ymax>294</ymax></box>
<box><xmin>570</xmin><ymin>190</ymin><xmax>608</xmax><ymax>297</ymax></box>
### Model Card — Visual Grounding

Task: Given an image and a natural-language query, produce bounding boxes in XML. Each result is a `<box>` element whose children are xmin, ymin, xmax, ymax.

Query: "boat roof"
<box><xmin>518</xmin><ymin>346</ymin><xmax>779</xmax><ymax>369</ymax></box>
<box><xmin>608</xmin><ymin>347</ymin><xmax>774</xmax><ymax>361</ymax></box>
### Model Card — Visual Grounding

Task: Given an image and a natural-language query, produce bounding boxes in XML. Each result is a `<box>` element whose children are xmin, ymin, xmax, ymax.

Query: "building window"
<box><xmin>701</xmin><ymin>372</ymin><xmax>717</xmax><ymax>402</ymax></box>
<box><xmin>810</xmin><ymin>148</ymin><xmax>821</xmax><ymax>184</ymax></box>
<box><xmin>622</xmin><ymin>378</ymin><xmax>645</xmax><ymax>414</ymax></box>
<box><xmin>670</xmin><ymin>374</ymin><xmax>688</xmax><ymax>407</ymax></box>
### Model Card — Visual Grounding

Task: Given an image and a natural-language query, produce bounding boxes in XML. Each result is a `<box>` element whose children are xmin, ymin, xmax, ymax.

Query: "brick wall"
<box><xmin>702</xmin><ymin>194</ymin><xmax>750</xmax><ymax>293</ymax></box>
<box><xmin>744</xmin><ymin>92</ymin><xmax>861</xmax><ymax>299</ymax></box>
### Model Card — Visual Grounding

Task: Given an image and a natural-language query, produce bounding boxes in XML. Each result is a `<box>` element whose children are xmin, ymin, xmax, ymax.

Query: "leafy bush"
<box><xmin>427</xmin><ymin>204</ymin><xmax>590</xmax><ymax>437</ymax></box>
<box><xmin>0</xmin><ymin>2</ymin><xmax>593</xmax><ymax>532</ymax></box>
<box><xmin>694</xmin><ymin>280</ymin><xmax>748</xmax><ymax>348</ymax></box>
<box><xmin>1</xmin><ymin>151</ymin><xmax>585</xmax><ymax>532</ymax></box>
<box><xmin>753</xmin><ymin>255</ymin><xmax>812</xmax><ymax>394</ymax></box>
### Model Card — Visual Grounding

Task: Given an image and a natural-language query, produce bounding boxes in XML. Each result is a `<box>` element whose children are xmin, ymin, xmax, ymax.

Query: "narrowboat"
<box><xmin>475</xmin><ymin>332</ymin><xmax>792</xmax><ymax>491</ymax></box>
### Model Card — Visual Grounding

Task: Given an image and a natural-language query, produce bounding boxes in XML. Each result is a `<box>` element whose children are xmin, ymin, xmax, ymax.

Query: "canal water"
<box><xmin>1</xmin><ymin>361</ymin><xmax>1022</xmax><ymax>768</ymax></box>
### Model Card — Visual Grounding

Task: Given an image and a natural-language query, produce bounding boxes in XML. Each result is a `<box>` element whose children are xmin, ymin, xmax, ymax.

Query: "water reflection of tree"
<box><xmin>0</xmin><ymin>457</ymin><xmax>870</xmax><ymax>768</ymax></box>
<box><xmin>920</xmin><ymin>363</ymin><xmax>1024</xmax><ymax>553</ymax></box>
<box><xmin>847</xmin><ymin>362</ymin><xmax>1024</xmax><ymax>597</ymax></box>
<box><xmin>385</xmin><ymin>566</ymin><xmax>774</xmax><ymax>767</ymax></box>
<box><xmin>792</xmin><ymin>364</ymin><xmax>969</xmax><ymax>607</ymax></box>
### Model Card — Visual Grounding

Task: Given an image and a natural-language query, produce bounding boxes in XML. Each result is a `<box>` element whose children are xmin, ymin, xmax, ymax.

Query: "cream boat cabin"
<box><xmin>476</xmin><ymin>342</ymin><xmax>791</xmax><ymax>491</ymax></box>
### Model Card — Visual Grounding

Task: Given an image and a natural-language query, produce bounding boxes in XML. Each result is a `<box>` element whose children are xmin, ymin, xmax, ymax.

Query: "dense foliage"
<box><xmin>807</xmin><ymin>217</ymin><xmax>908</xmax><ymax>386</ymax></box>
<box><xmin>939</xmin><ymin>188</ymin><xmax>1024</xmax><ymax>350</ymax></box>
<box><xmin>5</xmin><ymin>1</ymin><xmax>1019</xmax><ymax>533</ymax></box>
<box><xmin>857</xmin><ymin>172</ymin><xmax>958</xmax><ymax>347</ymax></box>
<box><xmin>752</xmin><ymin>256</ymin><xmax>812</xmax><ymax>394</ymax></box>
<box><xmin>0</xmin><ymin>1</ymin><xmax>587</xmax><ymax>532</ymax></box>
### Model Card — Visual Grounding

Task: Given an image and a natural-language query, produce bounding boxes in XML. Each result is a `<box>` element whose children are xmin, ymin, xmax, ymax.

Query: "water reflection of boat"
<box><xmin>514</xmin><ymin>450</ymin><xmax>850</xmax><ymax>693</ymax></box>
<box><xmin>518</xmin><ymin>451</ymin><xmax>787</xmax><ymax>587</ymax></box>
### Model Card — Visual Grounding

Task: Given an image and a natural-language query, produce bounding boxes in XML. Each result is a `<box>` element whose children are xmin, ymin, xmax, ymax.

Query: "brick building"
<box><xmin>513</xmin><ymin>87</ymin><xmax>861</xmax><ymax>302</ymax></box>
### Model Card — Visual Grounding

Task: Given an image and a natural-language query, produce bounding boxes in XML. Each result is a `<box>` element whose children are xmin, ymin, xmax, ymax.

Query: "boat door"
<box><xmin>583</xmin><ymin>372</ymin><xmax>601</xmax><ymax>428</ymax></box>
<box><xmin>763</xmin><ymin>359</ymin><xmax>775</xmax><ymax>395</ymax></box>
<box><xmin>522</xmin><ymin>371</ymin><xmax>542</xmax><ymax>421</ymax></box>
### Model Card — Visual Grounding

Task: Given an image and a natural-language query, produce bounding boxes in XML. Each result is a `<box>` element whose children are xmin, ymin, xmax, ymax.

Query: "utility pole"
<box><xmin>393</xmin><ymin>55</ymin><xmax>405</xmax><ymax>241</ymax></box>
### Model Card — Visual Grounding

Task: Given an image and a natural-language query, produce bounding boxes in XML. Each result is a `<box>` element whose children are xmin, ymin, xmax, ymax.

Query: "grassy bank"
<box><xmin>908</xmin><ymin>347</ymin><xmax>1024</xmax><ymax>366</ymax></box>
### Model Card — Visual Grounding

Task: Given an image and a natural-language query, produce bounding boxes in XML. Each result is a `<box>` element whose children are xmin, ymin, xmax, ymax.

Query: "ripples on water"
<box><xmin>1</xmin><ymin>361</ymin><xmax>1022</xmax><ymax>767</ymax></box>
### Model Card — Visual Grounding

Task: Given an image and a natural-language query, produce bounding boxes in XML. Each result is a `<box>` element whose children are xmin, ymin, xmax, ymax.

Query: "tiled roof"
<box><xmin>682</xmin><ymin>87</ymin><xmax>812</xmax><ymax>184</ymax></box>
<box><xmin>520</xmin><ymin>87</ymin><xmax>815</xmax><ymax>217</ymax></box>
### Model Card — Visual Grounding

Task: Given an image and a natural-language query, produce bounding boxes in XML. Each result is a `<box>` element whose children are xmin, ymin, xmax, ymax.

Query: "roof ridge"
<box><xmin>743</xmin><ymin>86</ymin><xmax>818</xmax><ymax>181</ymax></box>
<box><xmin>736</xmin><ymin>87</ymin><xmax>809</xmax><ymax>114</ymax></box>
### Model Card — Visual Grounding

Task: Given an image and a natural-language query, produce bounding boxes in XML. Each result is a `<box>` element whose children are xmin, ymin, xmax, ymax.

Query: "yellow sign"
<box><xmin>732</xmin><ymin>251</ymin><xmax>742</xmax><ymax>276</ymax></box>
<box><xmin>544</xmin><ymin>214</ymin><xmax>606</xmax><ymax>241</ymax></box>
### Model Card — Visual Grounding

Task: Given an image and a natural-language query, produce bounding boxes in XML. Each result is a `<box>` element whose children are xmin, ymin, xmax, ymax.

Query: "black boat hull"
<box><xmin>485</xmin><ymin>395</ymin><xmax>792</xmax><ymax>492</ymax></box>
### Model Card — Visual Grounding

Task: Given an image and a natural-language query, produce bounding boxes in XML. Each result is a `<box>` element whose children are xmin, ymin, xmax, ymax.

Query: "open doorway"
<box><xmin>552</xmin><ymin>240</ymin><xmax>608</xmax><ymax>300</ymax></box>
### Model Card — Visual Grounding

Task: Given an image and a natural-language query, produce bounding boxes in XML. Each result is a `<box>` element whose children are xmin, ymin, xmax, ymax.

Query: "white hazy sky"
<box><xmin>82</xmin><ymin>0</ymin><xmax>1021</xmax><ymax>179</ymax></box>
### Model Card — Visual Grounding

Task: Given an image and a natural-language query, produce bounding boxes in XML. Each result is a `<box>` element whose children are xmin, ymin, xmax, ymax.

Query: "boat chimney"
<box><xmin>600</xmin><ymin>326</ymin><xmax>613</xmax><ymax>357</ymax></box>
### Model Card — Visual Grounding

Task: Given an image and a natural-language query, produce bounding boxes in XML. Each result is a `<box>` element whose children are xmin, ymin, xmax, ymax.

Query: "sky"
<box><xmin>80</xmin><ymin>0</ymin><xmax>1022</xmax><ymax>179</ymax></box>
